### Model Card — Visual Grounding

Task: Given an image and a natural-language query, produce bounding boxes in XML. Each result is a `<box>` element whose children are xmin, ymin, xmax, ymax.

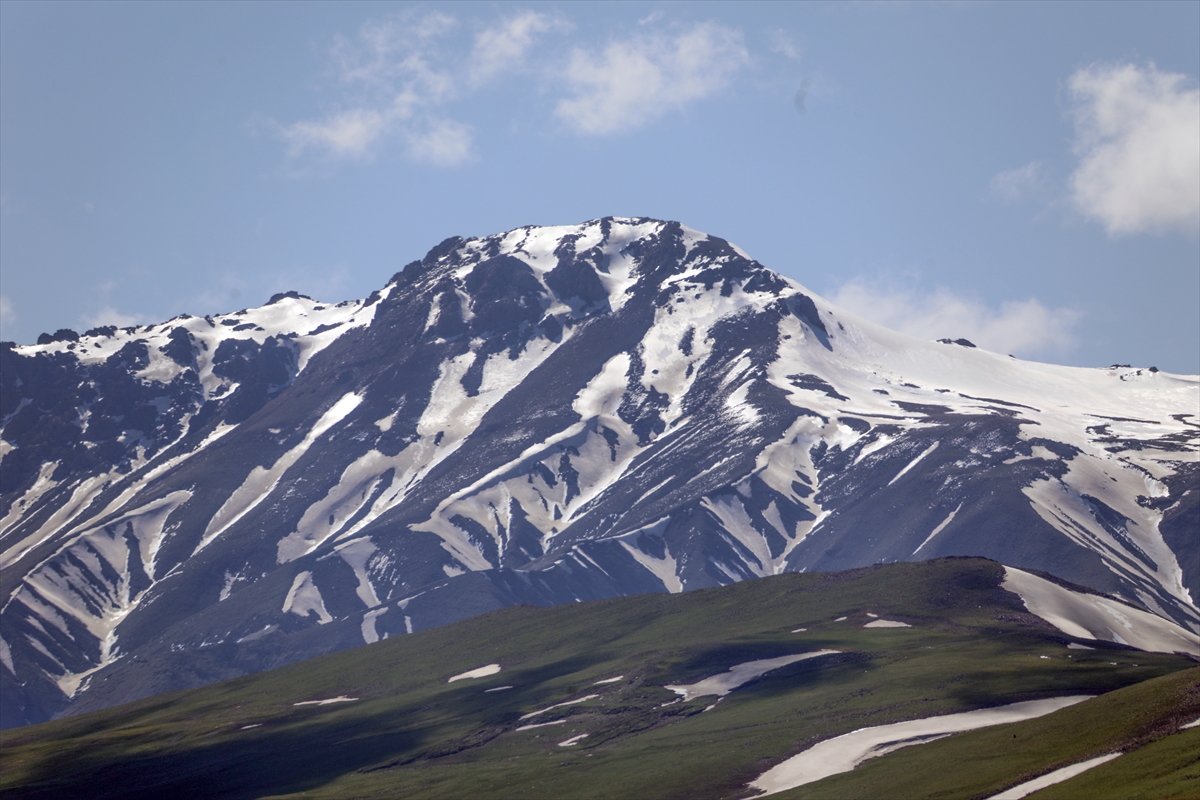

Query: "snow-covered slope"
<box><xmin>2</xmin><ymin>218</ymin><xmax>1196</xmax><ymax>727</ymax></box>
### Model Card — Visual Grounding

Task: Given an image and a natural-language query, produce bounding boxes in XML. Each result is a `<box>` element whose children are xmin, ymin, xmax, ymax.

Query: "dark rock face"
<box><xmin>2</xmin><ymin>217</ymin><xmax>1197</xmax><ymax>728</ymax></box>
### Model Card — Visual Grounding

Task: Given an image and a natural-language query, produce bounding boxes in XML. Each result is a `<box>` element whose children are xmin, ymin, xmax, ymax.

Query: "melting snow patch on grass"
<box><xmin>666</xmin><ymin>651</ymin><xmax>839</xmax><ymax>701</ymax></box>
<box><xmin>864</xmin><ymin>619</ymin><xmax>911</xmax><ymax>628</ymax></box>
<box><xmin>484</xmin><ymin>686</ymin><xmax>513</xmax><ymax>693</ymax></box>
<box><xmin>516</xmin><ymin>719</ymin><xmax>567</xmax><ymax>731</ymax></box>
<box><xmin>293</xmin><ymin>696</ymin><xmax>358</xmax><ymax>706</ymax></box>
<box><xmin>593</xmin><ymin>676</ymin><xmax>624</xmax><ymax>685</ymax></box>
<box><xmin>748</xmin><ymin>696</ymin><xmax>1091</xmax><ymax>797</ymax></box>
<box><xmin>519</xmin><ymin>694</ymin><xmax>599</xmax><ymax>720</ymax></box>
<box><xmin>448</xmin><ymin>664</ymin><xmax>501</xmax><ymax>683</ymax></box>
<box><xmin>558</xmin><ymin>733</ymin><xmax>589</xmax><ymax>747</ymax></box>
<box><xmin>984</xmin><ymin>753</ymin><xmax>1123</xmax><ymax>800</ymax></box>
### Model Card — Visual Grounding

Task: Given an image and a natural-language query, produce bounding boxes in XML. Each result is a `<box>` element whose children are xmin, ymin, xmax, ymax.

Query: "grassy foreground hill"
<box><xmin>2</xmin><ymin>557</ymin><xmax>1197</xmax><ymax>799</ymax></box>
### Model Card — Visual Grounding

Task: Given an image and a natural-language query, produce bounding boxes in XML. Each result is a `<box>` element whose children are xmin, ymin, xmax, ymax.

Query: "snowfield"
<box><xmin>1002</xmin><ymin>567</ymin><xmax>1199</xmax><ymax>654</ymax></box>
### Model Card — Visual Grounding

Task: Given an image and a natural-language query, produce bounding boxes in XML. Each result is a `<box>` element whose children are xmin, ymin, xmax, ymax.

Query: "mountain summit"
<box><xmin>2</xmin><ymin>218</ymin><xmax>1197</xmax><ymax>727</ymax></box>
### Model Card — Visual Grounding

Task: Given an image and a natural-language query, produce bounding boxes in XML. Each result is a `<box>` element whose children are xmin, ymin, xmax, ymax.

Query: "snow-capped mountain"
<box><xmin>2</xmin><ymin>218</ymin><xmax>1197</xmax><ymax>728</ymax></box>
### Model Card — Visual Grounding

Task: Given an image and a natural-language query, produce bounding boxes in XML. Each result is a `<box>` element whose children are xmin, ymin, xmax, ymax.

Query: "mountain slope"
<box><xmin>1</xmin><ymin>559</ymin><xmax>1196</xmax><ymax>800</ymax></box>
<box><xmin>2</xmin><ymin>218</ymin><xmax>1197</xmax><ymax>727</ymax></box>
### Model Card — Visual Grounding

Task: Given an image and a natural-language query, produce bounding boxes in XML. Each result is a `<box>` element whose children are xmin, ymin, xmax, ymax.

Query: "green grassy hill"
<box><xmin>2</xmin><ymin>558</ymin><xmax>1196</xmax><ymax>799</ymax></box>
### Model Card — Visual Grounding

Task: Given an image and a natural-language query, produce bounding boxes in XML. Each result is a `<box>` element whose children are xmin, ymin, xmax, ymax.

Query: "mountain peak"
<box><xmin>389</xmin><ymin>217</ymin><xmax>784</xmax><ymax>306</ymax></box>
<box><xmin>2</xmin><ymin>218</ymin><xmax>1196</xmax><ymax>729</ymax></box>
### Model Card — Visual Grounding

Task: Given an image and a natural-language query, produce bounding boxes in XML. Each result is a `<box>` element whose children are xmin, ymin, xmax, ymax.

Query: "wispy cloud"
<box><xmin>282</xmin><ymin>107</ymin><xmax>395</xmax><ymax>160</ymax></box>
<box><xmin>989</xmin><ymin>161</ymin><xmax>1046</xmax><ymax>203</ymax></box>
<box><xmin>275</xmin><ymin>12</ymin><xmax>759</xmax><ymax>162</ymax></box>
<box><xmin>405</xmin><ymin>118</ymin><xmax>474</xmax><ymax>167</ymax></box>
<box><xmin>1068</xmin><ymin>62</ymin><xmax>1200</xmax><ymax>235</ymax></box>
<box><xmin>278</xmin><ymin>10</ymin><xmax>472</xmax><ymax>165</ymax></box>
<box><xmin>267</xmin><ymin>264</ymin><xmax>352</xmax><ymax>305</ymax></box>
<box><xmin>555</xmin><ymin>22</ymin><xmax>750</xmax><ymax>135</ymax></box>
<box><xmin>0</xmin><ymin>295</ymin><xmax>15</xmax><ymax>339</ymax></box>
<box><xmin>768</xmin><ymin>29</ymin><xmax>803</xmax><ymax>61</ymax></box>
<box><xmin>826</xmin><ymin>279</ymin><xmax>1081</xmax><ymax>359</ymax></box>
<box><xmin>82</xmin><ymin>305</ymin><xmax>143</xmax><ymax>330</ymax></box>
<box><xmin>277</xmin><ymin>9</ymin><xmax>569</xmax><ymax>166</ymax></box>
<box><xmin>469</xmin><ymin>10</ymin><xmax>568</xmax><ymax>86</ymax></box>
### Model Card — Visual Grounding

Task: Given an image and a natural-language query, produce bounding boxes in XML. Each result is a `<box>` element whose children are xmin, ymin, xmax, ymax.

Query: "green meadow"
<box><xmin>2</xmin><ymin>558</ymin><xmax>1196</xmax><ymax>799</ymax></box>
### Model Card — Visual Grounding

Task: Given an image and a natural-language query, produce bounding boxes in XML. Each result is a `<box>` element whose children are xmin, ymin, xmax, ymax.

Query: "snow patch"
<box><xmin>0</xmin><ymin>462</ymin><xmax>58</xmax><ymax>542</ymax></box>
<box><xmin>294</xmin><ymin>696</ymin><xmax>358</xmax><ymax>706</ymax></box>
<box><xmin>1002</xmin><ymin>567</ymin><xmax>1199</xmax><ymax>654</ymax></box>
<box><xmin>985</xmin><ymin>753</ymin><xmax>1123</xmax><ymax>800</ymax></box>
<box><xmin>913</xmin><ymin>503</ymin><xmax>962</xmax><ymax>555</ymax></box>
<box><xmin>361</xmin><ymin>607</ymin><xmax>388</xmax><ymax>645</ymax></box>
<box><xmin>666</xmin><ymin>651</ymin><xmax>839</xmax><ymax>701</ymax></box>
<box><xmin>282</xmin><ymin>571</ymin><xmax>333</xmax><ymax>624</ymax></box>
<box><xmin>448</xmin><ymin>663</ymin><xmax>501</xmax><ymax>683</ymax></box>
<box><xmin>0</xmin><ymin>636</ymin><xmax>13</xmax><ymax>675</ymax></box>
<box><xmin>749</xmin><ymin>696</ymin><xmax>1091</xmax><ymax>797</ymax></box>
<box><xmin>888</xmin><ymin>442</ymin><xmax>939</xmax><ymax>486</ymax></box>
<box><xmin>205</xmin><ymin>392</ymin><xmax>362</xmax><ymax>556</ymax></box>
<box><xmin>516</xmin><ymin>719</ymin><xmax>567</xmax><ymax>731</ymax></box>
<box><xmin>618</xmin><ymin>534</ymin><xmax>682</xmax><ymax>593</ymax></box>
<box><xmin>519</xmin><ymin>694</ymin><xmax>599</xmax><ymax>720</ymax></box>
<box><xmin>336</xmin><ymin>538</ymin><xmax>380</xmax><ymax>608</ymax></box>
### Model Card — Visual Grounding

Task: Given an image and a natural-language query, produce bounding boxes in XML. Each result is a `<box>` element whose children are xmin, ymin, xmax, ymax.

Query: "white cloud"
<box><xmin>332</xmin><ymin>11</ymin><xmax>457</xmax><ymax>90</ymax></box>
<box><xmin>82</xmin><ymin>305</ymin><xmax>143</xmax><ymax>330</ymax></box>
<box><xmin>0</xmin><ymin>295</ymin><xmax>15</xmax><ymax>337</ymax></box>
<box><xmin>555</xmin><ymin>22</ymin><xmax>750</xmax><ymax>135</ymax></box>
<box><xmin>826</xmin><ymin>279</ymin><xmax>1081</xmax><ymax>358</ymax></box>
<box><xmin>278</xmin><ymin>13</ymin><xmax>756</xmax><ymax>160</ymax></box>
<box><xmin>280</xmin><ymin>10</ymin><xmax>472</xmax><ymax>166</ymax></box>
<box><xmin>282</xmin><ymin>107</ymin><xmax>393</xmax><ymax>160</ymax></box>
<box><xmin>405</xmin><ymin>118</ymin><xmax>474</xmax><ymax>167</ymax></box>
<box><xmin>1068</xmin><ymin>62</ymin><xmax>1200</xmax><ymax>235</ymax></box>
<box><xmin>769</xmin><ymin>29</ymin><xmax>803</xmax><ymax>61</ymax></box>
<box><xmin>266</xmin><ymin>264</ymin><xmax>351</xmax><ymax>305</ymax></box>
<box><xmin>990</xmin><ymin>161</ymin><xmax>1046</xmax><ymax>203</ymax></box>
<box><xmin>278</xmin><ymin>9</ymin><xmax>568</xmax><ymax>167</ymax></box>
<box><xmin>469</xmin><ymin>11</ymin><xmax>566</xmax><ymax>86</ymax></box>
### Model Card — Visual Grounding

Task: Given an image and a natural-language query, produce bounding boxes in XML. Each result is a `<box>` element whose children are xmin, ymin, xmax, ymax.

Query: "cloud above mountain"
<box><xmin>274</xmin><ymin>11</ymin><xmax>750</xmax><ymax>165</ymax></box>
<box><xmin>554</xmin><ymin>22</ymin><xmax>749</xmax><ymax>135</ymax></box>
<box><xmin>1068</xmin><ymin>62</ymin><xmax>1200</xmax><ymax>235</ymax></box>
<box><xmin>825</xmin><ymin>279</ymin><xmax>1081</xmax><ymax>359</ymax></box>
<box><xmin>277</xmin><ymin>10</ymin><xmax>475</xmax><ymax>165</ymax></box>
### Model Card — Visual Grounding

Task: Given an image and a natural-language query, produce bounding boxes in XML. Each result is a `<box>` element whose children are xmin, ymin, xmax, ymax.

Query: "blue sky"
<box><xmin>2</xmin><ymin>1</ymin><xmax>1197</xmax><ymax>372</ymax></box>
